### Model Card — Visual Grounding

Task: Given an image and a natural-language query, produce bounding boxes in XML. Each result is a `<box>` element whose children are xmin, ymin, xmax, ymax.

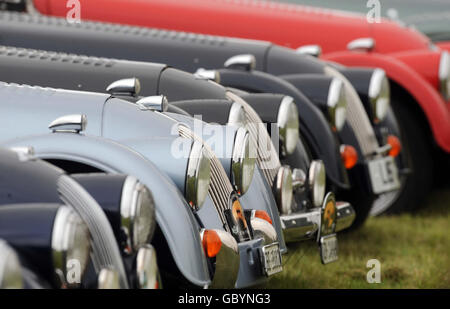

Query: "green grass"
<box><xmin>262</xmin><ymin>188</ymin><xmax>450</xmax><ymax>289</ymax></box>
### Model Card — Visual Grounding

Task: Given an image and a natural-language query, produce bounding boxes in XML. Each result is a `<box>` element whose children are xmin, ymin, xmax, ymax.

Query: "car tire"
<box><xmin>383</xmin><ymin>95</ymin><xmax>434</xmax><ymax>214</ymax></box>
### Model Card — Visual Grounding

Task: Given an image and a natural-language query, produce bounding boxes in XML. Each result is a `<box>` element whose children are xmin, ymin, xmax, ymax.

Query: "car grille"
<box><xmin>324</xmin><ymin>66</ymin><xmax>379</xmax><ymax>157</ymax></box>
<box><xmin>178</xmin><ymin>125</ymin><xmax>233</xmax><ymax>227</ymax></box>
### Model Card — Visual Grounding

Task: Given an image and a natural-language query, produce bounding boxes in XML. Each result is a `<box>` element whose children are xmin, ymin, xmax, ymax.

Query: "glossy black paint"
<box><xmin>71</xmin><ymin>173</ymin><xmax>126</xmax><ymax>245</ymax></box>
<box><xmin>171</xmin><ymin>99</ymin><xmax>234</xmax><ymax>125</ymax></box>
<box><xmin>0</xmin><ymin>203</ymin><xmax>59</xmax><ymax>286</ymax></box>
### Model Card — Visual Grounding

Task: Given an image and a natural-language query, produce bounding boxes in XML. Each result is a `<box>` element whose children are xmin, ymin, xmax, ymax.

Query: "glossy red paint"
<box><xmin>436</xmin><ymin>42</ymin><xmax>450</xmax><ymax>53</ymax></box>
<box><xmin>33</xmin><ymin>0</ymin><xmax>430</xmax><ymax>54</ymax></box>
<box><xmin>32</xmin><ymin>0</ymin><xmax>450</xmax><ymax>152</ymax></box>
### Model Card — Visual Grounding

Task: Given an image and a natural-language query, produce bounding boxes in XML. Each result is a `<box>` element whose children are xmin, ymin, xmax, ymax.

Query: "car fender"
<box><xmin>436</xmin><ymin>42</ymin><xmax>450</xmax><ymax>53</ymax></box>
<box><xmin>1</xmin><ymin>133</ymin><xmax>211</xmax><ymax>287</ymax></box>
<box><xmin>323</xmin><ymin>51</ymin><xmax>450</xmax><ymax>153</ymax></box>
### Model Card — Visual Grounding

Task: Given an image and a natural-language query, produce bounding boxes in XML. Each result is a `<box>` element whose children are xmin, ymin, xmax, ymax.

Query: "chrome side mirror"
<box><xmin>347</xmin><ymin>38</ymin><xmax>375</xmax><ymax>52</ymax></box>
<box><xmin>136</xmin><ymin>95</ymin><xmax>168</xmax><ymax>112</ymax></box>
<box><xmin>49</xmin><ymin>114</ymin><xmax>87</xmax><ymax>133</ymax></box>
<box><xmin>296</xmin><ymin>45</ymin><xmax>322</xmax><ymax>58</ymax></box>
<box><xmin>106</xmin><ymin>78</ymin><xmax>141</xmax><ymax>96</ymax></box>
<box><xmin>224</xmin><ymin>54</ymin><xmax>256</xmax><ymax>71</ymax></box>
<box><xmin>194</xmin><ymin>68</ymin><xmax>221</xmax><ymax>83</ymax></box>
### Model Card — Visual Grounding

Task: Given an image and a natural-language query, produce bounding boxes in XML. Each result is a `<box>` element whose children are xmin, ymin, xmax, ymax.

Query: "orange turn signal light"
<box><xmin>387</xmin><ymin>135</ymin><xmax>401</xmax><ymax>158</ymax></box>
<box><xmin>254</xmin><ymin>210</ymin><xmax>273</xmax><ymax>225</ymax></box>
<box><xmin>201</xmin><ymin>230</ymin><xmax>222</xmax><ymax>258</ymax></box>
<box><xmin>340</xmin><ymin>145</ymin><xmax>358</xmax><ymax>169</ymax></box>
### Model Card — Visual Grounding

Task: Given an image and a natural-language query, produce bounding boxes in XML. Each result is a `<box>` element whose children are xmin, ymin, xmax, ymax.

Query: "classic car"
<box><xmin>0</xmin><ymin>45</ymin><xmax>357</xmax><ymax>268</ymax></box>
<box><xmin>39</xmin><ymin>0</ymin><xmax>449</xmax><ymax>215</ymax></box>
<box><xmin>0</xmin><ymin>81</ymin><xmax>285</xmax><ymax>288</ymax></box>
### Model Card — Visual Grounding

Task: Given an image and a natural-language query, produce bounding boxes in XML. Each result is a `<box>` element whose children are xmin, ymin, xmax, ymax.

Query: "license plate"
<box><xmin>320</xmin><ymin>234</ymin><xmax>338</xmax><ymax>264</ymax></box>
<box><xmin>368</xmin><ymin>156</ymin><xmax>401</xmax><ymax>194</ymax></box>
<box><xmin>260</xmin><ymin>243</ymin><xmax>282</xmax><ymax>276</ymax></box>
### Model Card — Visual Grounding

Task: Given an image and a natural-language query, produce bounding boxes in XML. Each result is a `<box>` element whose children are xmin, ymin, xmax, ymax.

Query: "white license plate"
<box><xmin>368</xmin><ymin>156</ymin><xmax>401</xmax><ymax>194</ymax></box>
<box><xmin>320</xmin><ymin>234</ymin><xmax>338</xmax><ymax>264</ymax></box>
<box><xmin>260</xmin><ymin>243</ymin><xmax>282</xmax><ymax>276</ymax></box>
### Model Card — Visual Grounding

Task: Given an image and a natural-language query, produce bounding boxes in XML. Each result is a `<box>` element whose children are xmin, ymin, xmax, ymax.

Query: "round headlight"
<box><xmin>274</xmin><ymin>166</ymin><xmax>294</xmax><ymax>215</ymax></box>
<box><xmin>231</xmin><ymin>127</ymin><xmax>256</xmax><ymax>195</ymax></box>
<box><xmin>327</xmin><ymin>78</ymin><xmax>347</xmax><ymax>131</ymax></box>
<box><xmin>98</xmin><ymin>268</ymin><xmax>120</xmax><ymax>289</ymax></box>
<box><xmin>186</xmin><ymin>141</ymin><xmax>211</xmax><ymax>211</ymax></box>
<box><xmin>0</xmin><ymin>240</ymin><xmax>23</xmax><ymax>289</ymax></box>
<box><xmin>228</xmin><ymin>102</ymin><xmax>247</xmax><ymax>128</ymax></box>
<box><xmin>439</xmin><ymin>51</ymin><xmax>450</xmax><ymax>101</ymax></box>
<box><xmin>277</xmin><ymin>96</ymin><xmax>300</xmax><ymax>155</ymax></box>
<box><xmin>136</xmin><ymin>245</ymin><xmax>160</xmax><ymax>289</ymax></box>
<box><xmin>369</xmin><ymin>69</ymin><xmax>391</xmax><ymax>122</ymax></box>
<box><xmin>309</xmin><ymin>160</ymin><xmax>327</xmax><ymax>208</ymax></box>
<box><xmin>51</xmin><ymin>205</ymin><xmax>91</xmax><ymax>288</ymax></box>
<box><xmin>121</xmin><ymin>176</ymin><xmax>156</xmax><ymax>254</ymax></box>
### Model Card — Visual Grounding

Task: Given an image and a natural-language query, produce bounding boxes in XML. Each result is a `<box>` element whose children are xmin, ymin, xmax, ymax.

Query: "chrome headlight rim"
<box><xmin>186</xmin><ymin>140</ymin><xmax>211</xmax><ymax>211</ymax></box>
<box><xmin>277</xmin><ymin>96</ymin><xmax>300</xmax><ymax>155</ymax></box>
<box><xmin>231</xmin><ymin>127</ymin><xmax>256</xmax><ymax>195</ymax></box>
<box><xmin>369</xmin><ymin>69</ymin><xmax>391</xmax><ymax>122</ymax></box>
<box><xmin>0</xmin><ymin>240</ymin><xmax>23</xmax><ymax>289</ymax></box>
<box><xmin>97</xmin><ymin>268</ymin><xmax>120</xmax><ymax>289</ymax></box>
<box><xmin>439</xmin><ymin>51</ymin><xmax>450</xmax><ymax>101</ymax></box>
<box><xmin>227</xmin><ymin>101</ymin><xmax>247</xmax><ymax>128</ymax></box>
<box><xmin>309</xmin><ymin>160</ymin><xmax>327</xmax><ymax>208</ymax></box>
<box><xmin>274</xmin><ymin>166</ymin><xmax>294</xmax><ymax>215</ymax></box>
<box><xmin>136</xmin><ymin>244</ymin><xmax>160</xmax><ymax>289</ymax></box>
<box><xmin>121</xmin><ymin>176</ymin><xmax>156</xmax><ymax>255</ymax></box>
<box><xmin>327</xmin><ymin>78</ymin><xmax>347</xmax><ymax>131</ymax></box>
<box><xmin>51</xmin><ymin>205</ymin><xmax>91</xmax><ymax>288</ymax></box>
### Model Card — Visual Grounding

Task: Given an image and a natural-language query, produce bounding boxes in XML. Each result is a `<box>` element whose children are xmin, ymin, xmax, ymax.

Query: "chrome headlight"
<box><xmin>309</xmin><ymin>160</ymin><xmax>327</xmax><ymax>208</ymax></box>
<box><xmin>327</xmin><ymin>78</ymin><xmax>347</xmax><ymax>131</ymax></box>
<box><xmin>0</xmin><ymin>240</ymin><xmax>23</xmax><ymax>289</ymax></box>
<box><xmin>186</xmin><ymin>140</ymin><xmax>211</xmax><ymax>211</ymax></box>
<box><xmin>98</xmin><ymin>268</ymin><xmax>120</xmax><ymax>289</ymax></box>
<box><xmin>121</xmin><ymin>176</ymin><xmax>156</xmax><ymax>254</ymax></box>
<box><xmin>369</xmin><ymin>69</ymin><xmax>390</xmax><ymax>122</ymax></box>
<box><xmin>51</xmin><ymin>205</ymin><xmax>91</xmax><ymax>288</ymax></box>
<box><xmin>136</xmin><ymin>245</ymin><xmax>160</xmax><ymax>289</ymax></box>
<box><xmin>439</xmin><ymin>51</ymin><xmax>450</xmax><ymax>101</ymax></box>
<box><xmin>231</xmin><ymin>127</ymin><xmax>256</xmax><ymax>195</ymax></box>
<box><xmin>274</xmin><ymin>166</ymin><xmax>294</xmax><ymax>215</ymax></box>
<box><xmin>228</xmin><ymin>102</ymin><xmax>247</xmax><ymax>127</ymax></box>
<box><xmin>277</xmin><ymin>96</ymin><xmax>300</xmax><ymax>155</ymax></box>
